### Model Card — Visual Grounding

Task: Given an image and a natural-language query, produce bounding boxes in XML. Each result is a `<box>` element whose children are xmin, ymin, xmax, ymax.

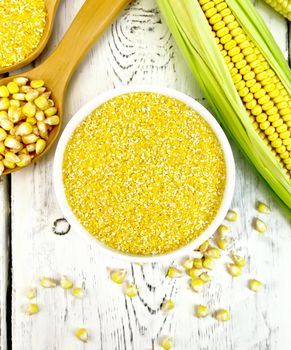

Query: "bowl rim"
<box><xmin>53</xmin><ymin>85</ymin><xmax>235</xmax><ymax>263</ymax></box>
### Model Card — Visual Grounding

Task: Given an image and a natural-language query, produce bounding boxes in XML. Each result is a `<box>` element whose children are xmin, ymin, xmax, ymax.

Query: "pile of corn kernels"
<box><xmin>0</xmin><ymin>0</ymin><xmax>47</xmax><ymax>68</ymax></box>
<box><xmin>63</xmin><ymin>92</ymin><xmax>226</xmax><ymax>255</ymax></box>
<box><xmin>0</xmin><ymin>77</ymin><xmax>59</xmax><ymax>174</ymax></box>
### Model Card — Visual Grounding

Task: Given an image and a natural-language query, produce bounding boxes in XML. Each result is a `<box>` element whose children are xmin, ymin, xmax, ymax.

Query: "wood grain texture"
<box><xmin>7</xmin><ymin>0</ymin><xmax>291</xmax><ymax>349</ymax></box>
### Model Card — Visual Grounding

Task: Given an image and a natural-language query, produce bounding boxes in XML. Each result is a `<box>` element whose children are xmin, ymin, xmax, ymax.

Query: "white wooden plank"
<box><xmin>10</xmin><ymin>0</ymin><xmax>291</xmax><ymax>349</ymax></box>
<box><xmin>0</xmin><ymin>176</ymin><xmax>9</xmax><ymax>350</ymax></box>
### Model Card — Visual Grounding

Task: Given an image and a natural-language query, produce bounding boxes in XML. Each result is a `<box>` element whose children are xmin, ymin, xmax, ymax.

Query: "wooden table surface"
<box><xmin>0</xmin><ymin>0</ymin><xmax>290</xmax><ymax>349</ymax></box>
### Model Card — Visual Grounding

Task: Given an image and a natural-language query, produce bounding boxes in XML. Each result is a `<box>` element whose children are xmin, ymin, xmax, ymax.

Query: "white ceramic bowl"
<box><xmin>53</xmin><ymin>85</ymin><xmax>235</xmax><ymax>263</ymax></box>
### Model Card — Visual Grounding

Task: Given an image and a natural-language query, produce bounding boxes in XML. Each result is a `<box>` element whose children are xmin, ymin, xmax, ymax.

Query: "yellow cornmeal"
<box><xmin>63</xmin><ymin>92</ymin><xmax>226</xmax><ymax>255</ymax></box>
<box><xmin>0</xmin><ymin>0</ymin><xmax>47</xmax><ymax>68</ymax></box>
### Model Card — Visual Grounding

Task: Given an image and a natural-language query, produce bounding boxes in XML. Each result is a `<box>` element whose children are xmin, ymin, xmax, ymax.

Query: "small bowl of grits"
<box><xmin>53</xmin><ymin>86</ymin><xmax>235</xmax><ymax>263</ymax></box>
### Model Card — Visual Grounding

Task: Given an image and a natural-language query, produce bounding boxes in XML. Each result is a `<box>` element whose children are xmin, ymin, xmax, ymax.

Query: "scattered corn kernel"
<box><xmin>75</xmin><ymin>328</ymin><xmax>88</xmax><ymax>343</ymax></box>
<box><xmin>199</xmin><ymin>272</ymin><xmax>211</xmax><ymax>283</ymax></box>
<box><xmin>217</xmin><ymin>237</ymin><xmax>230</xmax><ymax>250</ymax></box>
<box><xmin>204</xmin><ymin>247</ymin><xmax>221</xmax><ymax>259</ymax></box>
<box><xmin>161</xmin><ymin>336</ymin><xmax>173</xmax><ymax>350</ymax></box>
<box><xmin>25</xmin><ymin>303</ymin><xmax>39</xmax><ymax>316</ymax></box>
<box><xmin>215</xmin><ymin>309</ymin><xmax>230</xmax><ymax>321</ymax></box>
<box><xmin>257</xmin><ymin>201</ymin><xmax>271</xmax><ymax>214</ymax></box>
<box><xmin>203</xmin><ymin>257</ymin><xmax>214</xmax><ymax>270</ymax></box>
<box><xmin>162</xmin><ymin>299</ymin><xmax>175</xmax><ymax>312</ymax></box>
<box><xmin>188</xmin><ymin>268</ymin><xmax>200</xmax><ymax>279</ymax></box>
<box><xmin>190</xmin><ymin>278</ymin><xmax>204</xmax><ymax>293</ymax></box>
<box><xmin>110</xmin><ymin>269</ymin><xmax>127</xmax><ymax>284</ymax></box>
<box><xmin>193</xmin><ymin>258</ymin><xmax>203</xmax><ymax>269</ymax></box>
<box><xmin>182</xmin><ymin>257</ymin><xmax>194</xmax><ymax>270</ymax></box>
<box><xmin>231</xmin><ymin>254</ymin><xmax>246</xmax><ymax>267</ymax></box>
<box><xmin>225</xmin><ymin>209</ymin><xmax>238</xmax><ymax>222</ymax></box>
<box><xmin>254</xmin><ymin>218</ymin><xmax>268</xmax><ymax>233</ymax></box>
<box><xmin>60</xmin><ymin>276</ymin><xmax>74</xmax><ymax>290</ymax></box>
<box><xmin>226</xmin><ymin>263</ymin><xmax>242</xmax><ymax>277</ymax></box>
<box><xmin>26</xmin><ymin>288</ymin><xmax>37</xmax><ymax>300</ymax></box>
<box><xmin>72</xmin><ymin>287</ymin><xmax>85</xmax><ymax>299</ymax></box>
<box><xmin>125</xmin><ymin>282</ymin><xmax>138</xmax><ymax>297</ymax></box>
<box><xmin>167</xmin><ymin>266</ymin><xmax>183</xmax><ymax>278</ymax></box>
<box><xmin>40</xmin><ymin>277</ymin><xmax>57</xmax><ymax>288</ymax></box>
<box><xmin>217</xmin><ymin>224</ymin><xmax>229</xmax><ymax>236</ymax></box>
<box><xmin>249</xmin><ymin>279</ymin><xmax>263</xmax><ymax>292</ymax></box>
<box><xmin>196</xmin><ymin>305</ymin><xmax>209</xmax><ymax>318</ymax></box>
<box><xmin>198</xmin><ymin>240</ymin><xmax>209</xmax><ymax>253</ymax></box>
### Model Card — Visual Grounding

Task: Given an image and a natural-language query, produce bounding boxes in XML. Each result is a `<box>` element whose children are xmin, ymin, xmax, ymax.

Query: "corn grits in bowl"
<box><xmin>53</xmin><ymin>86</ymin><xmax>235</xmax><ymax>262</ymax></box>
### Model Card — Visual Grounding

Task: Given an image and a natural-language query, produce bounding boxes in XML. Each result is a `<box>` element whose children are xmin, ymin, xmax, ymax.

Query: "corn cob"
<box><xmin>157</xmin><ymin>0</ymin><xmax>291</xmax><ymax>214</ymax></box>
<box><xmin>263</xmin><ymin>0</ymin><xmax>291</xmax><ymax>21</ymax></box>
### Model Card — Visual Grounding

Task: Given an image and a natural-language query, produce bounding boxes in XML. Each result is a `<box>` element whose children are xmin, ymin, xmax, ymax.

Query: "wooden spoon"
<box><xmin>0</xmin><ymin>0</ymin><xmax>60</xmax><ymax>75</ymax></box>
<box><xmin>1</xmin><ymin>0</ymin><xmax>130</xmax><ymax>175</ymax></box>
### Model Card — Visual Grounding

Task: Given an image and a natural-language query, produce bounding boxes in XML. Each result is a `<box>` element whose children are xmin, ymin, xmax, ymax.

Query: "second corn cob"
<box><xmin>263</xmin><ymin>0</ymin><xmax>291</xmax><ymax>21</ymax></box>
<box><xmin>203</xmin><ymin>0</ymin><xmax>291</xmax><ymax>168</ymax></box>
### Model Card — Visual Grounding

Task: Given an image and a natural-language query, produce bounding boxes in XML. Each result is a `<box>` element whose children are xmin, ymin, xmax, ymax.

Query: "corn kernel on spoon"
<box><xmin>0</xmin><ymin>0</ymin><xmax>130</xmax><ymax>175</ymax></box>
<box><xmin>0</xmin><ymin>0</ymin><xmax>60</xmax><ymax>75</ymax></box>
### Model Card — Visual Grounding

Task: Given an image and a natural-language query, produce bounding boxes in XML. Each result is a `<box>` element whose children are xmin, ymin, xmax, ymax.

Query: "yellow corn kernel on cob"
<box><xmin>157</xmin><ymin>0</ymin><xmax>291</xmax><ymax>215</ymax></box>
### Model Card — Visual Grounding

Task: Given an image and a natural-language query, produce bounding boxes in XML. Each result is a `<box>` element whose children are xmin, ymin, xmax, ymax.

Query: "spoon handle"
<box><xmin>42</xmin><ymin>0</ymin><xmax>130</xmax><ymax>97</ymax></box>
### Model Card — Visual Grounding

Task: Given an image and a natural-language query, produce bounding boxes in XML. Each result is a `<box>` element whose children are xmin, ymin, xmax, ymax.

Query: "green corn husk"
<box><xmin>156</xmin><ymin>0</ymin><xmax>291</xmax><ymax>216</ymax></box>
<box><xmin>263</xmin><ymin>0</ymin><xmax>291</xmax><ymax>21</ymax></box>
